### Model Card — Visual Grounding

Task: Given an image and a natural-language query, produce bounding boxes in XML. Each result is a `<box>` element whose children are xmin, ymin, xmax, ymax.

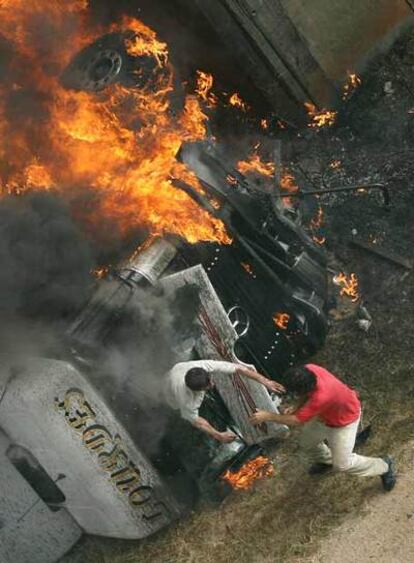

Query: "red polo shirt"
<box><xmin>295</xmin><ymin>364</ymin><xmax>361</xmax><ymax>427</ymax></box>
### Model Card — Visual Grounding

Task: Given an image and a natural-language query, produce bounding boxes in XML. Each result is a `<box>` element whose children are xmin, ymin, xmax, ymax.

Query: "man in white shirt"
<box><xmin>164</xmin><ymin>359</ymin><xmax>285</xmax><ymax>443</ymax></box>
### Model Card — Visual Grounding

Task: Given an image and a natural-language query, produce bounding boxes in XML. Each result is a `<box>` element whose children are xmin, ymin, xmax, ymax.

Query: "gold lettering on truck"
<box><xmin>55</xmin><ymin>389</ymin><xmax>167</xmax><ymax>519</ymax></box>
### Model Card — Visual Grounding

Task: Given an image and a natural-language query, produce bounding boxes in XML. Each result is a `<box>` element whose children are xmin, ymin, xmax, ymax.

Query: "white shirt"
<box><xmin>164</xmin><ymin>360</ymin><xmax>236</xmax><ymax>422</ymax></box>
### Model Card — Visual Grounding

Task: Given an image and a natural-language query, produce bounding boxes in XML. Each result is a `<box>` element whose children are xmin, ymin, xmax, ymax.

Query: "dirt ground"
<box><xmin>62</xmin><ymin>24</ymin><xmax>414</xmax><ymax>563</ymax></box>
<box><xmin>312</xmin><ymin>442</ymin><xmax>414</xmax><ymax>563</ymax></box>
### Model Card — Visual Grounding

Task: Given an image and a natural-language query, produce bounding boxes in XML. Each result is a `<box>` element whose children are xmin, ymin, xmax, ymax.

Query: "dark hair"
<box><xmin>185</xmin><ymin>367</ymin><xmax>211</xmax><ymax>391</ymax></box>
<box><xmin>284</xmin><ymin>366</ymin><xmax>317</xmax><ymax>396</ymax></box>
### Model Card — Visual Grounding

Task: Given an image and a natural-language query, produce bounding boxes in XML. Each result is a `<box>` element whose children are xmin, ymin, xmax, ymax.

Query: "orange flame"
<box><xmin>310</xmin><ymin>206</ymin><xmax>324</xmax><ymax>230</ymax></box>
<box><xmin>309</xmin><ymin>206</ymin><xmax>325</xmax><ymax>245</ymax></box>
<box><xmin>237</xmin><ymin>154</ymin><xmax>275</xmax><ymax>177</ymax></box>
<box><xmin>221</xmin><ymin>456</ymin><xmax>275</xmax><ymax>490</ymax></box>
<box><xmin>229</xmin><ymin>92</ymin><xmax>249</xmax><ymax>112</ymax></box>
<box><xmin>333</xmin><ymin>272</ymin><xmax>359</xmax><ymax>302</ymax></box>
<box><xmin>0</xmin><ymin>2</ymin><xmax>230</xmax><ymax>245</ymax></box>
<box><xmin>280</xmin><ymin>170</ymin><xmax>299</xmax><ymax>206</ymax></box>
<box><xmin>343</xmin><ymin>71</ymin><xmax>361</xmax><ymax>100</ymax></box>
<box><xmin>273</xmin><ymin>312</ymin><xmax>290</xmax><ymax>330</ymax></box>
<box><xmin>195</xmin><ymin>70</ymin><xmax>218</xmax><ymax>106</ymax></box>
<box><xmin>280</xmin><ymin>171</ymin><xmax>298</xmax><ymax>194</ymax></box>
<box><xmin>329</xmin><ymin>160</ymin><xmax>342</xmax><ymax>169</ymax></box>
<box><xmin>304</xmin><ymin>102</ymin><xmax>337</xmax><ymax>128</ymax></box>
<box><xmin>237</xmin><ymin>155</ymin><xmax>299</xmax><ymax>208</ymax></box>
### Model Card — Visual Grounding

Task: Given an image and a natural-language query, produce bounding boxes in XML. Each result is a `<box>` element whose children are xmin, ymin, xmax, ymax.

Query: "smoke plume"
<box><xmin>0</xmin><ymin>191</ymin><xmax>95</xmax><ymax>357</ymax></box>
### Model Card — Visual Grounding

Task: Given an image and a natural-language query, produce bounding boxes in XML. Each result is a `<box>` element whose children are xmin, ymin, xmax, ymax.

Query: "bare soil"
<box><xmin>311</xmin><ymin>444</ymin><xmax>414</xmax><ymax>563</ymax></box>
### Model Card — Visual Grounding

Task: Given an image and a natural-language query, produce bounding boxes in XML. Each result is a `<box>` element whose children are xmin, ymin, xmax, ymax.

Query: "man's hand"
<box><xmin>282</xmin><ymin>406</ymin><xmax>296</xmax><ymax>415</ymax></box>
<box><xmin>249</xmin><ymin>409</ymin><xmax>273</xmax><ymax>425</ymax></box>
<box><xmin>236</xmin><ymin>366</ymin><xmax>285</xmax><ymax>394</ymax></box>
<box><xmin>265</xmin><ymin>380</ymin><xmax>286</xmax><ymax>394</ymax></box>
<box><xmin>217</xmin><ymin>430</ymin><xmax>237</xmax><ymax>443</ymax></box>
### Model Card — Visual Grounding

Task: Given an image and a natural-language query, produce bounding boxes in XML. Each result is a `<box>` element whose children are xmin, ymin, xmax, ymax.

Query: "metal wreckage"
<box><xmin>0</xmin><ymin>28</ymin><xmax>328</xmax><ymax>563</ymax></box>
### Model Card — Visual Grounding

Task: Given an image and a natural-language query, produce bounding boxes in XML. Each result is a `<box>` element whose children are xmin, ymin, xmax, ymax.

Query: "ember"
<box><xmin>241</xmin><ymin>262</ymin><xmax>255</xmax><ymax>277</ymax></box>
<box><xmin>221</xmin><ymin>456</ymin><xmax>275</xmax><ymax>490</ymax></box>
<box><xmin>333</xmin><ymin>272</ymin><xmax>360</xmax><ymax>302</ymax></box>
<box><xmin>0</xmin><ymin>2</ymin><xmax>230</xmax><ymax>244</ymax></box>
<box><xmin>304</xmin><ymin>102</ymin><xmax>337</xmax><ymax>128</ymax></box>
<box><xmin>273</xmin><ymin>312</ymin><xmax>290</xmax><ymax>330</ymax></box>
<box><xmin>92</xmin><ymin>266</ymin><xmax>110</xmax><ymax>279</ymax></box>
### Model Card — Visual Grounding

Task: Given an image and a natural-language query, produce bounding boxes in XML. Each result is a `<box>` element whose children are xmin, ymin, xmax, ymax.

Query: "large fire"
<box><xmin>221</xmin><ymin>456</ymin><xmax>275</xmax><ymax>490</ymax></box>
<box><xmin>0</xmin><ymin>2</ymin><xmax>230</xmax><ymax>244</ymax></box>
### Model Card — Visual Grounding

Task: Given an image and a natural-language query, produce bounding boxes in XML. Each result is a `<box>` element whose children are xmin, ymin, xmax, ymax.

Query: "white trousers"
<box><xmin>299</xmin><ymin>417</ymin><xmax>388</xmax><ymax>476</ymax></box>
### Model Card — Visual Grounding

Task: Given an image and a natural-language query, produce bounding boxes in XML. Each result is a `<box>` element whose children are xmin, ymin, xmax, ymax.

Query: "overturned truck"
<box><xmin>0</xmin><ymin>24</ymin><xmax>329</xmax><ymax>563</ymax></box>
<box><xmin>0</xmin><ymin>138</ymin><xmax>328</xmax><ymax>562</ymax></box>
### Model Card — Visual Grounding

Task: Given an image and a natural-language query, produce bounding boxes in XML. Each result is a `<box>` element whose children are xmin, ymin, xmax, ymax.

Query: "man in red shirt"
<box><xmin>250</xmin><ymin>364</ymin><xmax>396</xmax><ymax>491</ymax></box>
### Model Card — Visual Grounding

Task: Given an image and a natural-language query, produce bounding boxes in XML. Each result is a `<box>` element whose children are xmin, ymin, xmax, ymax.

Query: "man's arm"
<box><xmin>192</xmin><ymin>416</ymin><xmax>236</xmax><ymax>443</ymax></box>
<box><xmin>235</xmin><ymin>365</ymin><xmax>286</xmax><ymax>394</ymax></box>
<box><xmin>250</xmin><ymin>409</ymin><xmax>303</xmax><ymax>427</ymax></box>
<box><xmin>201</xmin><ymin>360</ymin><xmax>285</xmax><ymax>394</ymax></box>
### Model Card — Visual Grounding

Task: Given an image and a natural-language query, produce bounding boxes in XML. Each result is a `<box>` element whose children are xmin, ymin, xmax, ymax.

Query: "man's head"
<box><xmin>284</xmin><ymin>365</ymin><xmax>317</xmax><ymax>397</ymax></box>
<box><xmin>185</xmin><ymin>367</ymin><xmax>212</xmax><ymax>392</ymax></box>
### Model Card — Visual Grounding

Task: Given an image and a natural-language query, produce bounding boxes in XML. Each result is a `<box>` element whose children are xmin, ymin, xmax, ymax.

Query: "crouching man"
<box><xmin>250</xmin><ymin>363</ymin><xmax>396</xmax><ymax>491</ymax></box>
<box><xmin>164</xmin><ymin>359</ymin><xmax>284</xmax><ymax>443</ymax></box>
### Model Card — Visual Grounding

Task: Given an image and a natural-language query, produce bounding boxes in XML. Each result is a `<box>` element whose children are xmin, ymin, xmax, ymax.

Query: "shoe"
<box><xmin>381</xmin><ymin>455</ymin><xmax>396</xmax><ymax>492</ymax></box>
<box><xmin>308</xmin><ymin>462</ymin><xmax>333</xmax><ymax>476</ymax></box>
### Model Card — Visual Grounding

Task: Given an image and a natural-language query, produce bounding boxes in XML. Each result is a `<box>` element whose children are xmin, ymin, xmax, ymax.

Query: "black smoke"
<box><xmin>0</xmin><ymin>191</ymin><xmax>95</xmax><ymax>356</ymax></box>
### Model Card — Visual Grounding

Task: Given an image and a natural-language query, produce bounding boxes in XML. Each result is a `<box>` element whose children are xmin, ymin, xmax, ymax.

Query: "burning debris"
<box><xmin>304</xmin><ymin>102</ymin><xmax>338</xmax><ymax>128</ymax></box>
<box><xmin>343</xmin><ymin>71</ymin><xmax>362</xmax><ymax>100</ymax></box>
<box><xmin>333</xmin><ymin>272</ymin><xmax>360</xmax><ymax>303</ymax></box>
